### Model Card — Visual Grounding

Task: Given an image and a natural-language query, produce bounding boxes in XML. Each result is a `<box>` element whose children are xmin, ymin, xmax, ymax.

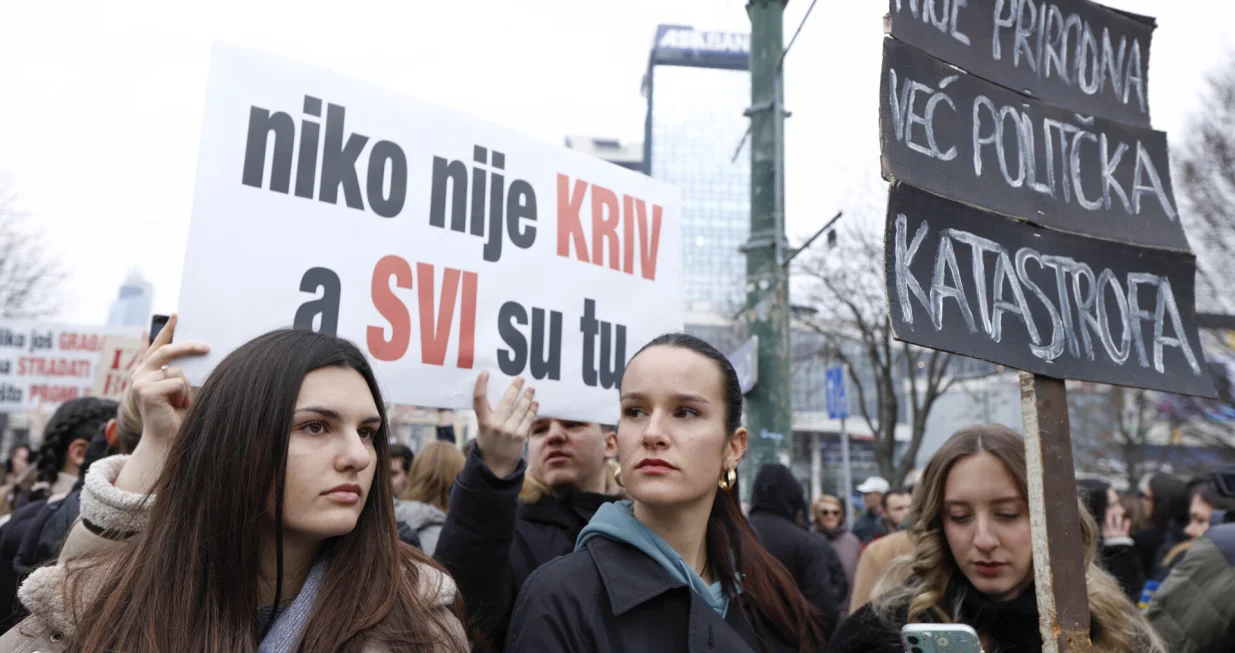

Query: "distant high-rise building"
<box><xmin>643</xmin><ymin>24</ymin><xmax>750</xmax><ymax>314</ymax></box>
<box><xmin>563</xmin><ymin>136</ymin><xmax>643</xmax><ymax>172</ymax></box>
<box><xmin>107</xmin><ymin>268</ymin><xmax>154</xmax><ymax>328</ymax></box>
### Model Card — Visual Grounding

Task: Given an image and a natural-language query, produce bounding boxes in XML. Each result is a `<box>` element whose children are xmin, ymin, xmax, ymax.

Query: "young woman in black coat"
<box><xmin>1133</xmin><ymin>473</ymin><xmax>1189</xmax><ymax>577</ymax></box>
<box><xmin>1077</xmin><ymin>479</ymin><xmax>1145</xmax><ymax>602</ymax></box>
<box><xmin>828</xmin><ymin>425</ymin><xmax>1164</xmax><ymax>653</ymax></box>
<box><xmin>507</xmin><ymin>334</ymin><xmax>830</xmax><ymax>653</ymax></box>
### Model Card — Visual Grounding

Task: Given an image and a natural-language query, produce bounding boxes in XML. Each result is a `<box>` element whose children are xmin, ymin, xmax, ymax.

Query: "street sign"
<box><xmin>728</xmin><ymin>335</ymin><xmax>759</xmax><ymax>395</ymax></box>
<box><xmin>825</xmin><ymin>365</ymin><xmax>847</xmax><ymax>419</ymax></box>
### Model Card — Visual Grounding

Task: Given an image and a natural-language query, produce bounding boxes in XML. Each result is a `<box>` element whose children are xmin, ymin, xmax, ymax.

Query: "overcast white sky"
<box><xmin>1</xmin><ymin>0</ymin><xmax>1231</xmax><ymax>325</ymax></box>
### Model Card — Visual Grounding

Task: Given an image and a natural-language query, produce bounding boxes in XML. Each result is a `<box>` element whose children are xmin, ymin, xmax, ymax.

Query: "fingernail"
<box><xmin>532</xmin><ymin>402</ymin><xmax>540</xmax><ymax>410</ymax></box>
<box><xmin>527</xmin><ymin>388</ymin><xmax>535</xmax><ymax>396</ymax></box>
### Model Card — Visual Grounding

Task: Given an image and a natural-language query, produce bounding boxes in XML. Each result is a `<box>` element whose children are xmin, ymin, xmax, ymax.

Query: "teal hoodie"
<box><xmin>576</xmin><ymin>500</ymin><xmax>731</xmax><ymax>617</ymax></box>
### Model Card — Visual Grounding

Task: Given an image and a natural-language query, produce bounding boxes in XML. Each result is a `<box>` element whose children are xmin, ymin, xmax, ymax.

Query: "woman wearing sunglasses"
<box><xmin>812</xmin><ymin>495</ymin><xmax>860</xmax><ymax>608</ymax></box>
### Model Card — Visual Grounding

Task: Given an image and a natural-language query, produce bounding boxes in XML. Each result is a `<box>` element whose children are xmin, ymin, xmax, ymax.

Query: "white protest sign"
<box><xmin>91</xmin><ymin>335</ymin><xmax>145</xmax><ymax>400</ymax></box>
<box><xmin>178</xmin><ymin>44</ymin><xmax>683</xmax><ymax>423</ymax></box>
<box><xmin>0</xmin><ymin>322</ymin><xmax>141</xmax><ymax>410</ymax></box>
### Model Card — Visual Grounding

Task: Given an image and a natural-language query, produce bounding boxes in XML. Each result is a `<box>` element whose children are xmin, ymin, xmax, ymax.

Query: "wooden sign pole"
<box><xmin>1020</xmin><ymin>372</ymin><xmax>1092</xmax><ymax>653</ymax></box>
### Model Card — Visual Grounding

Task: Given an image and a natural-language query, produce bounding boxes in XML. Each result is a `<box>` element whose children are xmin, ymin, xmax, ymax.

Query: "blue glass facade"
<box><xmin>644</xmin><ymin>26</ymin><xmax>751</xmax><ymax>314</ymax></box>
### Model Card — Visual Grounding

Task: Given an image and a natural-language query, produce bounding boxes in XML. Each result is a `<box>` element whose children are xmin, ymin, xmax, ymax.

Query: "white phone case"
<box><xmin>900</xmin><ymin>623</ymin><xmax>983</xmax><ymax>653</ymax></box>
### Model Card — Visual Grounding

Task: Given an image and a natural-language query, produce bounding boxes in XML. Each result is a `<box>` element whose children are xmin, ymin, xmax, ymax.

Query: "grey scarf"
<box><xmin>259</xmin><ymin>556</ymin><xmax>330</xmax><ymax>653</ymax></box>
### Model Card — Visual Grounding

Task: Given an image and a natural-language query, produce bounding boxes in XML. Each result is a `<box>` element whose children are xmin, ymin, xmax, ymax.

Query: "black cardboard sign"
<box><xmin>886</xmin><ymin>0</ymin><xmax>1155</xmax><ymax>127</ymax></box>
<box><xmin>884</xmin><ymin>183</ymin><xmax>1215</xmax><ymax>397</ymax></box>
<box><xmin>879</xmin><ymin>37</ymin><xmax>1188</xmax><ymax>252</ymax></box>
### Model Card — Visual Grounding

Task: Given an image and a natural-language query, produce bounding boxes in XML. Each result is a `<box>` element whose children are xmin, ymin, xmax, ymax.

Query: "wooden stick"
<box><xmin>1020</xmin><ymin>372</ymin><xmax>1092</xmax><ymax>653</ymax></box>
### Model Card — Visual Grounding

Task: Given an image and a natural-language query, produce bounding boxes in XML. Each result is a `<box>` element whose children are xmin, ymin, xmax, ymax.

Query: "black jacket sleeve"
<box><xmin>0</xmin><ymin>500</ymin><xmax>48</xmax><ymax>631</ymax></box>
<box><xmin>505</xmin><ymin>563</ymin><xmax>593</xmax><ymax>653</ymax></box>
<box><xmin>827</xmin><ymin>603</ymin><xmax>904</xmax><ymax>653</ymax></box>
<box><xmin>434</xmin><ymin>445</ymin><xmax>527</xmax><ymax>648</ymax></box>
<box><xmin>821</xmin><ymin>535</ymin><xmax>850</xmax><ymax>612</ymax></box>
<box><xmin>1100</xmin><ymin>542</ymin><xmax>1145</xmax><ymax>603</ymax></box>
<box><xmin>798</xmin><ymin>533</ymin><xmax>841</xmax><ymax>638</ymax></box>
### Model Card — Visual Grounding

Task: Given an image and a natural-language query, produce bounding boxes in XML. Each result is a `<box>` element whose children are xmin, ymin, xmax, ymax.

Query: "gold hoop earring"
<box><xmin>718</xmin><ymin>468</ymin><xmax>737</xmax><ymax>491</ymax></box>
<box><xmin>613</xmin><ymin>466</ymin><xmax>624</xmax><ymax>488</ymax></box>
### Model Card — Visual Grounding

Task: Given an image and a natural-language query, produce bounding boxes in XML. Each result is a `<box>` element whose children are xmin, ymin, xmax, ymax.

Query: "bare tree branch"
<box><xmin>1157</xmin><ymin>49</ymin><xmax>1235</xmax><ymax>458</ymax></box>
<box><xmin>0</xmin><ymin>177</ymin><xmax>64</xmax><ymax>318</ymax></box>
<box><xmin>794</xmin><ymin>217</ymin><xmax>966</xmax><ymax>486</ymax></box>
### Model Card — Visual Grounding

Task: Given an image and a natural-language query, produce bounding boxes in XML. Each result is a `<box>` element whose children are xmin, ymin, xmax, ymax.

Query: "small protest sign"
<box><xmin>886</xmin><ymin>0</ymin><xmax>1155</xmax><ymax>127</ymax></box>
<box><xmin>92</xmin><ymin>335</ymin><xmax>145</xmax><ymax>400</ymax></box>
<box><xmin>177</xmin><ymin>44</ymin><xmax>683</xmax><ymax>423</ymax></box>
<box><xmin>0</xmin><ymin>322</ymin><xmax>141</xmax><ymax>410</ymax></box>
<box><xmin>879</xmin><ymin>37</ymin><xmax>1186</xmax><ymax>252</ymax></box>
<box><xmin>884</xmin><ymin>183</ymin><xmax>1214</xmax><ymax>397</ymax></box>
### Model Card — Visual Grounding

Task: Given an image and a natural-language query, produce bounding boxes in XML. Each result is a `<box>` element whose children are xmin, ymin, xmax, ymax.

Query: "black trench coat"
<box><xmin>507</xmin><ymin>536</ymin><xmax>799</xmax><ymax>653</ymax></box>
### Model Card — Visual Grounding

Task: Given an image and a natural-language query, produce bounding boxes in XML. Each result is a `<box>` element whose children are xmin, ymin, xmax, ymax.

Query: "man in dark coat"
<box><xmin>435</xmin><ymin>374</ymin><xmax>620</xmax><ymax>650</ymax></box>
<box><xmin>851</xmin><ymin>476</ymin><xmax>890</xmax><ymax>544</ymax></box>
<box><xmin>746</xmin><ymin>463</ymin><xmax>845</xmax><ymax>624</ymax></box>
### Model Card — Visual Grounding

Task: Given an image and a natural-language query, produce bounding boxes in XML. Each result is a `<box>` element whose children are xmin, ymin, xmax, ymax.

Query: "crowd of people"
<box><xmin>0</xmin><ymin>317</ymin><xmax>1228</xmax><ymax>651</ymax></box>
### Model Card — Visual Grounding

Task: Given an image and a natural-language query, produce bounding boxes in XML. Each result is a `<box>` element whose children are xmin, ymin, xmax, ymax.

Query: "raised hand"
<box><xmin>473</xmin><ymin>371</ymin><xmax>538</xmax><ymax>479</ymax></box>
<box><xmin>1103</xmin><ymin>503</ymin><xmax>1131</xmax><ymax>541</ymax></box>
<box><xmin>114</xmin><ymin>314</ymin><xmax>209</xmax><ymax>494</ymax></box>
<box><xmin>124</xmin><ymin>314</ymin><xmax>210</xmax><ymax>444</ymax></box>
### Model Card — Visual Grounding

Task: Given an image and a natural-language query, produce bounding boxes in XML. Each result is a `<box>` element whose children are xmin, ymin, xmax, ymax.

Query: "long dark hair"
<box><xmin>1148</xmin><ymin>473</ymin><xmax>1189</xmax><ymax>532</ymax></box>
<box><xmin>1078</xmin><ymin>478</ymin><xmax>1111</xmax><ymax>526</ymax></box>
<box><xmin>628</xmin><ymin>333</ymin><xmax>829</xmax><ymax>652</ymax></box>
<box><xmin>5</xmin><ymin>444</ymin><xmax>28</xmax><ymax>475</ymax></box>
<box><xmin>69</xmin><ymin>330</ymin><xmax>466</xmax><ymax>652</ymax></box>
<box><xmin>35</xmin><ymin>397</ymin><xmax>117</xmax><ymax>484</ymax></box>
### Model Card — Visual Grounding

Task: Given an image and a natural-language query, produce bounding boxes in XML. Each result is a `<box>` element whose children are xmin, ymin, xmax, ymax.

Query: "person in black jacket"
<box><xmin>0</xmin><ymin>430</ymin><xmax>113</xmax><ymax>630</ymax></box>
<box><xmin>507</xmin><ymin>333</ymin><xmax>830</xmax><ymax>653</ymax></box>
<box><xmin>829</xmin><ymin>425</ymin><xmax>1163</xmax><ymax>653</ymax></box>
<box><xmin>434</xmin><ymin>371</ymin><xmax>621</xmax><ymax>650</ymax></box>
<box><xmin>1133</xmin><ymin>472</ymin><xmax>1189</xmax><ymax>578</ymax></box>
<box><xmin>0</xmin><ymin>397</ymin><xmax>119</xmax><ymax>629</ymax></box>
<box><xmin>851</xmin><ymin>476</ymin><xmax>890</xmax><ymax>544</ymax></box>
<box><xmin>1077</xmin><ymin>478</ymin><xmax>1145</xmax><ymax>602</ymax></box>
<box><xmin>747</xmin><ymin>463</ymin><xmax>845</xmax><ymax>621</ymax></box>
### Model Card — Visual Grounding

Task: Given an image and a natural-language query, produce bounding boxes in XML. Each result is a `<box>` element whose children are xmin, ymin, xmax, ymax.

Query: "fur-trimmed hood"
<box><xmin>14</xmin><ymin>556</ymin><xmax>460</xmax><ymax>642</ymax></box>
<box><xmin>0</xmin><ymin>455</ymin><xmax>465</xmax><ymax>652</ymax></box>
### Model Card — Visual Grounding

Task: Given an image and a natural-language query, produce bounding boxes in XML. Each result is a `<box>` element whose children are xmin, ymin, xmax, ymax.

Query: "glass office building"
<box><xmin>643</xmin><ymin>25</ymin><xmax>751</xmax><ymax>315</ymax></box>
<box><xmin>106</xmin><ymin>268</ymin><xmax>154</xmax><ymax>328</ymax></box>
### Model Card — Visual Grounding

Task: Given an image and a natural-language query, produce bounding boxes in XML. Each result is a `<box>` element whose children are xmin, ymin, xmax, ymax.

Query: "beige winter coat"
<box><xmin>0</xmin><ymin>456</ymin><xmax>468</xmax><ymax>653</ymax></box>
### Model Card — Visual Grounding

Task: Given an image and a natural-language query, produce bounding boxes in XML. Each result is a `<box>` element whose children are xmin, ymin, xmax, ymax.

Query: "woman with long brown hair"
<box><xmin>828</xmin><ymin>424</ymin><xmax>1164</xmax><ymax>653</ymax></box>
<box><xmin>507</xmin><ymin>333</ymin><xmax>830</xmax><ymax>653</ymax></box>
<box><xmin>0</xmin><ymin>317</ymin><xmax>467</xmax><ymax>652</ymax></box>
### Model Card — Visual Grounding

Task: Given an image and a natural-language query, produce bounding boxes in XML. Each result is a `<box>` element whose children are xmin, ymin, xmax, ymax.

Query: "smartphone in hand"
<box><xmin>901</xmin><ymin>624</ymin><xmax>982</xmax><ymax>653</ymax></box>
<box><xmin>150</xmin><ymin>314</ymin><xmax>171</xmax><ymax>344</ymax></box>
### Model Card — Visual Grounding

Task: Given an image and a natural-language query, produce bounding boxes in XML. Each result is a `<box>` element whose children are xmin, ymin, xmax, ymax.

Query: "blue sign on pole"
<box><xmin>825</xmin><ymin>366</ymin><xmax>848</xmax><ymax>419</ymax></box>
